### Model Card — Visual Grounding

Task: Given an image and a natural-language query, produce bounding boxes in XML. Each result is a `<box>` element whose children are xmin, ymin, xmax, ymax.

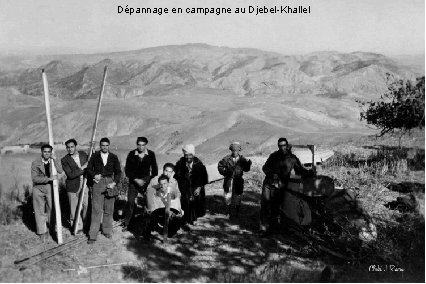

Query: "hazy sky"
<box><xmin>0</xmin><ymin>0</ymin><xmax>424</xmax><ymax>56</ymax></box>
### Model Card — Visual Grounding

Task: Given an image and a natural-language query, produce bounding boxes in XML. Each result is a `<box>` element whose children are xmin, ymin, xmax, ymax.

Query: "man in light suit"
<box><xmin>61</xmin><ymin>138</ymin><xmax>89</xmax><ymax>234</ymax></box>
<box><xmin>31</xmin><ymin>144</ymin><xmax>63</xmax><ymax>241</ymax></box>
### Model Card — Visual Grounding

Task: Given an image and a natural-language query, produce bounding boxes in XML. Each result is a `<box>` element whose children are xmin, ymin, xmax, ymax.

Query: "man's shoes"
<box><xmin>182</xmin><ymin>224</ymin><xmax>191</xmax><ymax>232</ymax></box>
<box><xmin>87</xmin><ymin>239</ymin><xmax>96</xmax><ymax>244</ymax></box>
<box><xmin>38</xmin><ymin>232</ymin><xmax>49</xmax><ymax>242</ymax></box>
<box><xmin>103</xmin><ymin>233</ymin><xmax>112</xmax><ymax>239</ymax></box>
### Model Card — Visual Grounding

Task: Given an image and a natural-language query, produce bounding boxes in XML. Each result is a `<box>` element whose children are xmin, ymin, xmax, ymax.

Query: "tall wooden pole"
<box><xmin>42</xmin><ymin>69</ymin><xmax>63</xmax><ymax>244</ymax></box>
<box><xmin>163</xmin><ymin>192</ymin><xmax>171</xmax><ymax>243</ymax></box>
<box><xmin>73</xmin><ymin>66</ymin><xmax>108</xmax><ymax>235</ymax></box>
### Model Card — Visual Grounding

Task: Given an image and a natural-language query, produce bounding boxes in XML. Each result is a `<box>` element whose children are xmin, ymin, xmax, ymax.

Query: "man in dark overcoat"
<box><xmin>174</xmin><ymin>144</ymin><xmax>208</xmax><ymax>230</ymax></box>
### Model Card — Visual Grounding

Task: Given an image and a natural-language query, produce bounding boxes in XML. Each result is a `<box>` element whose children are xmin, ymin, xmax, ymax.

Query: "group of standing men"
<box><xmin>31</xmin><ymin>137</ymin><xmax>213</xmax><ymax>243</ymax></box>
<box><xmin>31</xmin><ymin>136</ymin><xmax>314</xmax><ymax>243</ymax></box>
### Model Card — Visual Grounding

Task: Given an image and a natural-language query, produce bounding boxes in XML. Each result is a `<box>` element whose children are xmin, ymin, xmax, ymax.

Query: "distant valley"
<box><xmin>0</xmin><ymin>44</ymin><xmax>423</xmax><ymax>159</ymax></box>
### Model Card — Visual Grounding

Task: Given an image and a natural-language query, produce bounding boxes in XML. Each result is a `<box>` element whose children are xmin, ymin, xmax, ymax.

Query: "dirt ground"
<box><xmin>0</xmin><ymin>159</ymin><xmax>424</xmax><ymax>282</ymax></box>
<box><xmin>0</xmin><ymin>182</ymin><xmax>331</xmax><ymax>283</ymax></box>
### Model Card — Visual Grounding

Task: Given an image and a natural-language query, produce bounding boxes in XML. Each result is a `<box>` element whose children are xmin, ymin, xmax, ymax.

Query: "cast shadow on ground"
<box><xmin>121</xmin><ymin>189</ymin><xmax>323</xmax><ymax>282</ymax></box>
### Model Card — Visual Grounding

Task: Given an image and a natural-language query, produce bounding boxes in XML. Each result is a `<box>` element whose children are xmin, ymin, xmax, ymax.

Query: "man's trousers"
<box><xmin>32</xmin><ymin>187</ymin><xmax>53</xmax><ymax>234</ymax></box>
<box><xmin>123</xmin><ymin>183</ymin><xmax>145</xmax><ymax>228</ymax></box>
<box><xmin>88</xmin><ymin>177</ymin><xmax>115</xmax><ymax>240</ymax></box>
<box><xmin>259</xmin><ymin>184</ymin><xmax>284</xmax><ymax>232</ymax></box>
<box><xmin>67</xmin><ymin>186</ymin><xmax>89</xmax><ymax>231</ymax></box>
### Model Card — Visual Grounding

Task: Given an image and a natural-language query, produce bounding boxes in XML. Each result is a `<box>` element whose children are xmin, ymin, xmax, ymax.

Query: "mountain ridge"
<box><xmin>0</xmin><ymin>44</ymin><xmax>423</xmax><ymax>156</ymax></box>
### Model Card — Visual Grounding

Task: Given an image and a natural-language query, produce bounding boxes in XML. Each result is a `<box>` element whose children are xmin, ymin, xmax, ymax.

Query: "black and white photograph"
<box><xmin>0</xmin><ymin>0</ymin><xmax>424</xmax><ymax>282</ymax></box>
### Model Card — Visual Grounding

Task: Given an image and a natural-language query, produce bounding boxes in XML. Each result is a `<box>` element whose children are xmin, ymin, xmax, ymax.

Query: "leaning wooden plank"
<box><xmin>14</xmin><ymin>236</ymin><xmax>83</xmax><ymax>265</ymax></box>
<box><xmin>73</xmin><ymin>66</ymin><xmax>108</xmax><ymax>235</ymax></box>
<box><xmin>42</xmin><ymin>69</ymin><xmax>63</xmax><ymax>244</ymax></box>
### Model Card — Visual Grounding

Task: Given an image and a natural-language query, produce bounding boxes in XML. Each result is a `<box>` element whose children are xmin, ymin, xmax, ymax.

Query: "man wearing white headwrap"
<box><xmin>218</xmin><ymin>141</ymin><xmax>252</xmax><ymax>217</ymax></box>
<box><xmin>174</xmin><ymin>144</ymin><xmax>208</xmax><ymax>230</ymax></box>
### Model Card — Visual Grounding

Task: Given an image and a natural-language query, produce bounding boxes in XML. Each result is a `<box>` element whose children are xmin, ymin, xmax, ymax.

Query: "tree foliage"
<box><xmin>359</xmin><ymin>75</ymin><xmax>425</xmax><ymax>137</ymax></box>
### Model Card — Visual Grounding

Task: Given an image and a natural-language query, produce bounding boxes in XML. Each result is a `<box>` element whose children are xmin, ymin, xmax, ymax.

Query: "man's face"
<box><xmin>100</xmin><ymin>142</ymin><xmax>110</xmax><ymax>153</ymax></box>
<box><xmin>42</xmin><ymin>148</ymin><xmax>52</xmax><ymax>160</ymax></box>
<box><xmin>163</xmin><ymin>166</ymin><xmax>174</xmax><ymax>179</ymax></box>
<box><xmin>184</xmin><ymin>153</ymin><xmax>193</xmax><ymax>164</ymax></box>
<box><xmin>66</xmin><ymin>143</ymin><xmax>76</xmax><ymax>155</ymax></box>
<box><xmin>278</xmin><ymin>142</ymin><xmax>289</xmax><ymax>154</ymax></box>
<box><xmin>231</xmin><ymin>149</ymin><xmax>240</xmax><ymax>158</ymax></box>
<box><xmin>136</xmin><ymin>141</ymin><xmax>147</xmax><ymax>153</ymax></box>
<box><xmin>159</xmin><ymin>178</ymin><xmax>168</xmax><ymax>193</ymax></box>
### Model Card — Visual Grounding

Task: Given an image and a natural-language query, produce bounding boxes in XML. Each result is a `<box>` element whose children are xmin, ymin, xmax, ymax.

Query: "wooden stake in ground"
<box><xmin>73</xmin><ymin>66</ymin><xmax>108</xmax><ymax>235</ymax></box>
<box><xmin>42</xmin><ymin>69</ymin><xmax>63</xmax><ymax>244</ymax></box>
<box><xmin>307</xmin><ymin>144</ymin><xmax>316</xmax><ymax>173</ymax></box>
<box><xmin>163</xmin><ymin>191</ymin><xmax>171</xmax><ymax>243</ymax></box>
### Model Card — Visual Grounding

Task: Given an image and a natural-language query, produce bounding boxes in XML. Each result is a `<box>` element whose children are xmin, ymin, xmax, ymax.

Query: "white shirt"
<box><xmin>135</xmin><ymin>149</ymin><xmax>148</xmax><ymax>159</ymax></box>
<box><xmin>100</xmin><ymin>152</ymin><xmax>109</xmax><ymax>166</ymax></box>
<box><xmin>71</xmin><ymin>153</ymin><xmax>82</xmax><ymax>168</ymax></box>
<box><xmin>146</xmin><ymin>177</ymin><xmax>182</xmax><ymax>213</ymax></box>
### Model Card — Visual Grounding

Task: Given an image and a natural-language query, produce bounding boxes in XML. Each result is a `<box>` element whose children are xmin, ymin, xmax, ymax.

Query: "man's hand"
<box><xmin>134</xmin><ymin>178</ymin><xmax>145</xmax><ymax>187</ymax></box>
<box><xmin>193</xmin><ymin>187</ymin><xmax>201</xmax><ymax>197</ymax></box>
<box><xmin>94</xmin><ymin>174</ymin><xmax>102</xmax><ymax>183</ymax></box>
<box><xmin>81</xmin><ymin>162</ymin><xmax>88</xmax><ymax>170</ymax></box>
<box><xmin>106</xmin><ymin>182</ymin><xmax>116</xmax><ymax>189</ymax></box>
<box><xmin>49</xmin><ymin>175</ymin><xmax>58</xmax><ymax>181</ymax></box>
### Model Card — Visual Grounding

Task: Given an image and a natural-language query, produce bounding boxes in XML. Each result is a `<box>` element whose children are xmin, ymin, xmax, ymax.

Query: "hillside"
<box><xmin>0</xmin><ymin>44</ymin><xmax>423</xmax><ymax>155</ymax></box>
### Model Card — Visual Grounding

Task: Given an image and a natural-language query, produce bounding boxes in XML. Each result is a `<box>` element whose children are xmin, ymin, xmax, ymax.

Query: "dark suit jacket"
<box><xmin>262</xmin><ymin>150</ymin><xmax>314</xmax><ymax>189</ymax></box>
<box><xmin>61</xmin><ymin>151</ymin><xmax>89</xmax><ymax>193</ymax></box>
<box><xmin>86</xmin><ymin>151</ymin><xmax>122</xmax><ymax>184</ymax></box>
<box><xmin>125</xmin><ymin>149</ymin><xmax>158</xmax><ymax>187</ymax></box>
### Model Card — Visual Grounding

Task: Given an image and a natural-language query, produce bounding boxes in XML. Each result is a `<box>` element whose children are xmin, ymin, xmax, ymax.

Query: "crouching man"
<box><xmin>31</xmin><ymin>144</ymin><xmax>63</xmax><ymax>241</ymax></box>
<box><xmin>144</xmin><ymin>170</ymin><xmax>183</xmax><ymax>240</ymax></box>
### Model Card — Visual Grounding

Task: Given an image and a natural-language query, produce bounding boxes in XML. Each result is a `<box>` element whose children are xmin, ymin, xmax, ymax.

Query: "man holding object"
<box><xmin>86</xmin><ymin>137</ymin><xmax>122</xmax><ymax>244</ymax></box>
<box><xmin>31</xmin><ymin>144</ymin><xmax>63</xmax><ymax>242</ymax></box>
<box><xmin>61</xmin><ymin>139</ymin><xmax>89</xmax><ymax>234</ymax></box>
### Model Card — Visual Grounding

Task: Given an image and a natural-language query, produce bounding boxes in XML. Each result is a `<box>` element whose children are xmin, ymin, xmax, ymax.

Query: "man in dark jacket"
<box><xmin>218</xmin><ymin>141</ymin><xmax>252</xmax><ymax>217</ymax></box>
<box><xmin>260</xmin><ymin>138</ymin><xmax>315</xmax><ymax>235</ymax></box>
<box><xmin>174</xmin><ymin>144</ymin><xmax>208</xmax><ymax>230</ymax></box>
<box><xmin>86</xmin><ymin>137</ymin><xmax>122</xmax><ymax>244</ymax></box>
<box><xmin>61</xmin><ymin>138</ymin><xmax>89</xmax><ymax>233</ymax></box>
<box><xmin>122</xmin><ymin>137</ymin><xmax>158</xmax><ymax>231</ymax></box>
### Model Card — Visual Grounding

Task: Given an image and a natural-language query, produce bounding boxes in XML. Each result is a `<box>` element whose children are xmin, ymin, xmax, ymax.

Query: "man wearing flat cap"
<box><xmin>174</xmin><ymin>144</ymin><xmax>208</xmax><ymax>230</ymax></box>
<box><xmin>218</xmin><ymin>142</ymin><xmax>252</xmax><ymax>217</ymax></box>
